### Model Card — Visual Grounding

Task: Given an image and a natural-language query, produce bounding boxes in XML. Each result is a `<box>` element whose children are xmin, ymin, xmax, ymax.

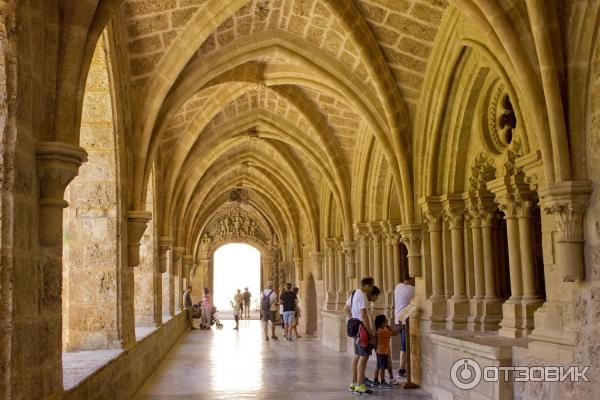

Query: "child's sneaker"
<box><xmin>363</xmin><ymin>378</ymin><xmax>374</xmax><ymax>388</ymax></box>
<box><xmin>379</xmin><ymin>382</ymin><xmax>393</xmax><ymax>389</ymax></box>
<box><xmin>372</xmin><ymin>379</ymin><xmax>380</xmax><ymax>387</ymax></box>
<box><xmin>388</xmin><ymin>378</ymin><xmax>399</xmax><ymax>385</ymax></box>
<box><xmin>349</xmin><ymin>383</ymin><xmax>356</xmax><ymax>392</ymax></box>
<box><xmin>353</xmin><ymin>383</ymin><xmax>373</xmax><ymax>395</ymax></box>
<box><xmin>397</xmin><ymin>369</ymin><xmax>406</xmax><ymax>378</ymax></box>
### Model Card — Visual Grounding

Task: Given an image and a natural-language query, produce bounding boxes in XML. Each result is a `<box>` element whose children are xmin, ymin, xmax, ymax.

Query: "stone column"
<box><xmin>385</xmin><ymin>234</ymin><xmax>396</xmax><ymax>291</ymax></box>
<box><xmin>528</xmin><ymin>181</ymin><xmax>592</xmax><ymax>361</ymax></box>
<box><xmin>324</xmin><ymin>238</ymin><xmax>337</xmax><ymax>310</ymax></box>
<box><xmin>392</xmin><ymin>235</ymin><xmax>401</xmax><ymax>283</ymax></box>
<box><xmin>516</xmin><ymin>202</ymin><xmax>538</xmax><ymax>301</ymax></box>
<box><xmin>310</xmin><ymin>251</ymin><xmax>324</xmax><ymax>281</ymax></box>
<box><xmin>443</xmin><ymin>198</ymin><xmax>469</xmax><ymax>330</ymax></box>
<box><xmin>183</xmin><ymin>255</ymin><xmax>193</xmax><ymax>287</ymax></box>
<box><xmin>36</xmin><ymin>142</ymin><xmax>87</xmax><ymax>394</ymax></box>
<box><xmin>354</xmin><ymin>223</ymin><xmax>370</xmax><ymax>280</ymax></box>
<box><xmin>342</xmin><ymin>240</ymin><xmax>357</xmax><ymax>280</ymax></box>
<box><xmin>172</xmin><ymin>247</ymin><xmax>185</xmax><ymax>313</ymax></box>
<box><xmin>158</xmin><ymin>236</ymin><xmax>173</xmax><ymax>318</ymax></box>
<box><xmin>369</xmin><ymin>226</ymin><xmax>383</xmax><ymax>287</ymax></box>
<box><xmin>489</xmin><ymin>176</ymin><xmax>538</xmax><ymax>337</ymax></box>
<box><xmin>336</xmin><ymin>242</ymin><xmax>348</xmax><ymax>307</ymax></box>
<box><xmin>421</xmin><ymin>200</ymin><xmax>446</xmax><ymax>327</ymax></box>
<box><xmin>479</xmin><ymin>208</ymin><xmax>503</xmax><ymax>330</ymax></box>
<box><xmin>293</xmin><ymin>257</ymin><xmax>304</xmax><ymax>282</ymax></box>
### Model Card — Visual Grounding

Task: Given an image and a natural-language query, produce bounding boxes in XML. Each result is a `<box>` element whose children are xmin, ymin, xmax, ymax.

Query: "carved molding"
<box><xmin>397</xmin><ymin>224</ymin><xmax>423</xmax><ymax>277</ymax></box>
<box><xmin>126</xmin><ymin>211</ymin><xmax>152</xmax><ymax>267</ymax></box>
<box><xmin>36</xmin><ymin>142</ymin><xmax>88</xmax><ymax>246</ymax></box>
<box><xmin>342</xmin><ymin>240</ymin><xmax>357</xmax><ymax>278</ymax></box>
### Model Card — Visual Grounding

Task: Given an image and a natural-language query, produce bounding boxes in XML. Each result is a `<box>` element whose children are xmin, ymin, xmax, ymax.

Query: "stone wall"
<box><xmin>63</xmin><ymin>313</ymin><xmax>188</xmax><ymax>400</ymax></box>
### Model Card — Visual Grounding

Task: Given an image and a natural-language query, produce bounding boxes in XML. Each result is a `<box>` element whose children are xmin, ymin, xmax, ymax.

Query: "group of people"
<box><xmin>344</xmin><ymin>276</ymin><xmax>415</xmax><ymax>395</ymax></box>
<box><xmin>232</xmin><ymin>288</ymin><xmax>252</xmax><ymax>329</ymax></box>
<box><xmin>184</xmin><ymin>286</ymin><xmax>219</xmax><ymax>330</ymax></box>
<box><xmin>260</xmin><ymin>281</ymin><xmax>302</xmax><ymax>341</ymax></box>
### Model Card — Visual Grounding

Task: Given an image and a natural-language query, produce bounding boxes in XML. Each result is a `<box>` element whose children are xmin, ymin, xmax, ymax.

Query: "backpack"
<box><xmin>261</xmin><ymin>290</ymin><xmax>273</xmax><ymax>314</ymax></box>
<box><xmin>346</xmin><ymin>290</ymin><xmax>361</xmax><ymax>337</ymax></box>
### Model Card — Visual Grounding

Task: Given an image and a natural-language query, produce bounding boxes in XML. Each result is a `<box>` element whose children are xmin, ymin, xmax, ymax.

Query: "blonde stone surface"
<box><xmin>0</xmin><ymin>0</ymin><xmax>599</xmax><ymax>399</ymax></box>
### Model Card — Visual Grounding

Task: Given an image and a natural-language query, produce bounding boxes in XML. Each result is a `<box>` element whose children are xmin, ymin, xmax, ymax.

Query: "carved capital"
<box><xmin>172</xmin><ymin>247</ymin><xmax>185</xmax><ymax>276</ymax></box>
<box><xmin>443</xmin><ymin>198</ymin><xmax>466</xmax><ymax>230</ymax></box>
<box><xmin>342</xmin><ymin>240</ymin><xmax>357</xmax><ymax>278</ymax></box>
<box><xmin>158</xmin><ymin>236</ymin><xmax>173</xmax><ymax>273</ymax></box>
<box><xmin>36</xmin><ymin>142</ymin><xmax>88</xmax><ymax>246</ymax></box>
<box><xmin>397</xmin><ymin>224</ymin><xmax>422</xmax><ymax>277</ymax></box>
<box><xmin>182</xmin><ymin>255</ymin><xmax>193</xmax><ymax>278</ymax></box>
<box><xmin>126</xmin><ymin>211</ymin><xmax>152</xmax><ymax>267</ymax></box>
<box><xmin>369</xmin><ymin>223</ymin><xmax>382</xmax><ymax>244</ymax></box>
<box><xmin>540</xmin><ymin>181</ymin><xmax>592</xmax><ymax>282</ymax></box>
<box><xmin>488</xmin><ymin>174</ymin><xmax>532</xmax><ymax>218</ymax></box>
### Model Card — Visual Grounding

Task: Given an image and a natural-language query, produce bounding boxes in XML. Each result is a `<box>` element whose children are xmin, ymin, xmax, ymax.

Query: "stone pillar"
<box><xmin>385</xmin><ymin>234</ymin><xmax>396</xmax><ymax>292</ymax></box>
<box><xmin>480</xmin><ymin>208</ymin><xmax>503</xmax><ymax>329</ymax></box>
<box><xmin>354</xmin><ymin>223</ymin><xmax>370</xmax><ymax>280</ymax></box>
<box><xmin>35</xmin><ymin>142</ymin><xmax>87</xmax><ymax>395</ymax></box>
<box><xmin>528</xmin><ymin>181</ymin><xmax>592</xmax><ymax>361</ymax></box>
<box><xmin>127</xmin><ymin>211</ymin><xmax>153</xmax><ymax>268</ymax></box>
<box><xmin>336</xmin><ymin>242</ymin><xmax>348</xmax><ymax>307</ymax></box>
<box><xmin>369</xmin><ymin>226</ymin><xmax>383</xmax><ymax>287</ymax></box>
<box><xmin>293</xmin><ymin>257</ymin><xmax>304</xmax><ymax>282</ymax></box>
<box><xmin>158</xmin><ymin>237</ymin><xmax>173</xmax><ymax>321</ymax></box>
<box><xmin>342</xmin><ymin>240</ymin><xmax>357</xmax><ymax>280</ymax></box>
<box><xmin>172</xmin><ymin>247</ymin><xmax>185</xmax><ymax>313</ymax></box>
<box><xmin>324</xmin><ymin>238</ymin><xmax>337</xmax><ymax>310</ymax></box>
<box><xmin>392</xmin><ymin>235</ymin><xmax>401</xmax><ymax>284</ymax></box>
<box><xmin>421</xmin><ymin>200</ymin><xmax>446</xmax><ymax>327</ymax></box>
<box><xmin>489</xmin><ymin>176</ymin><xmax>540</xmax><ymax>337</ymax></box>
<box><xmin>183</xmin><ymin>255</ymin><xmax>193</xmax><ymax>287</ymax></box>
<box><xmin>310</xmin><ymin>251</ymin><xmax>324</xmax><ymax>281</ymax></box>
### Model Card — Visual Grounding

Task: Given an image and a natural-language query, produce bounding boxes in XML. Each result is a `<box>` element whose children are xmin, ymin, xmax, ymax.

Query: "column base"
<box><xmin>527</xmin><ymin>300</ymin><xmax>577</xmax><ymax>363</ymax></box>
<box><xmin>324</xmin><ymin>291</ymin><xmax>338</xmax><ymax>311</ymax></box>
<box><xmin>499</xmin><ymin>298</ymin><xmax>543</xmax><ymax>338</ymax></box>
<box><xmin>445</xmin><ymin>298</ymin><xmax>470</xmax><ymax>330</ymax></box>
<box><xmin>421</xmin><ymin>298</ymin><xmax>447</xmax><ymax>330</ymax></box>
<box><xmin>468</xmin><ymin>297</ymin><xmax>504</xmax><ymax>331</ymax></box>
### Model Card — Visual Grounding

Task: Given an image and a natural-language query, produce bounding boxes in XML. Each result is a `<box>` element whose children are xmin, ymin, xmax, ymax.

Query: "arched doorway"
<box><xmin>213</xmin><ymin>243</ymin><xmax>261</xmax><ymax>314</ymax></box>
<box><xmin>306</xmin><ymin>273</ymin><xmax>317</xmax><ymax>336</ymax></box>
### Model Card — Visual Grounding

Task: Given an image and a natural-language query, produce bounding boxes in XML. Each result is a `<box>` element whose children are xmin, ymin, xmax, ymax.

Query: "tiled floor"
<box><xmin>135</xmin><ymin>319</ymin><xmax>431</xmax><ymax>399</ymax></box>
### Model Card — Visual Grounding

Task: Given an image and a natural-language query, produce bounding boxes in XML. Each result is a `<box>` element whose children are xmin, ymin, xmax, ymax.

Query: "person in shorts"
<box><xmin>394</xmin><ymin>277</ymin><xmax>415</xmax><ymax>377</ymax></box>
<box><xmin>373</xmin><ymin>314</ymin><xmax>399</xmax><ymax>389</ymax></box>
<box><xmin>343</xmin><ymin>277</ymin><xmax>375</xmax><ymax>395</ymax></box>
<box><xmin>261</xmin><ymin>281</ymin><xmax>278</xmax><ymax>341</ymax></box>
<box><xmin>280</xmin><ymin>283</ymin><xmax>297</xmax><ymax>340</ymax></box>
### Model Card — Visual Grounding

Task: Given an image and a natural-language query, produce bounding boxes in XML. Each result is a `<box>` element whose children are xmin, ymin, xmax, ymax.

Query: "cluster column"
<box><xmin>324</xmin><ymin>238</ymin><xmax>338</xmax><ymax>310</ymax></box>
<box><xmin>172</xmin><ymin>247</ymin><xmax>185</xmax><ymax>313</ymax></box>
<box><xmin>443</xmin><ymin>197</ymin><xmax>470</xmax><ymax>329</ymax></box>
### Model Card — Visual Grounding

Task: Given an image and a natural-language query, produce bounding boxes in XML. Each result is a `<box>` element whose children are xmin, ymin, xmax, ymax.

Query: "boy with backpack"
<box><xmin>261</xmin><ymin>281</ymin><xmax>279</xmax><ymax>341</ymax></box>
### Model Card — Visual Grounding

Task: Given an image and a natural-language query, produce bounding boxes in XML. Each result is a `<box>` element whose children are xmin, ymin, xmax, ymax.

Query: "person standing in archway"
<box><xmin>261</xmin><ymin>281</ymin><xmax>278</xmax><ymax>341</ymax></box>
<box><xmin>183</xmin><ymin>285</ymin><xmax>196</xmax><ymax>330</ymax></box>
<box><xmin>243</xmin><ymin>287</ymin><xmax>252</xmax><ymax>318</ymax></box>
<box><xmin>280</xmin><ymin>283</ymin><xmax>297</xmax><ymax>340</ymax></box>
<box><xmin>233</xmin><ymin>289</ymin><xmax>243</xmax><ymax>329</ymax></box>
<box><xmin>291</xmin><ymin>286</ymin><xmax>302</xmax><ymax>339</ymax></box>
<box><xmin>200</xmin><ymin>288</ymin><xmax>213</xmax><ymax>329</ymax></box>
<box><xmin>394</xmin><ymin>276</ymin><xmax>415</xmax><ymax>378</ymax></box>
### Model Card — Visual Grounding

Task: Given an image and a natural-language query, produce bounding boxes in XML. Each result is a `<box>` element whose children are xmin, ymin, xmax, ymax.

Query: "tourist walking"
<box><xmin>394</xmin><ymin>277</ymin><xmax>415</xmax><ymax>378</ymax></box>
<box><xmin>278</xmin><ymin>285</ymin><xmax>286</xmax><ymax>331</ymax></box>
<box><xmin>233</xmin><ymin>289</ymin><xmax>243</xmax><ymax>330</ymax></box>
<box><xmin>291</xmin><ymin>286</ymin><xmax>302</xmax><ymax>338</ymax></box>
<box><xmin>183</xmin><ymin>285</ymin><xmax>196</xmax><ymax>329</ymax></box>
<box><xmin>280</xmin><ymin>283</ymin><xmax>297</xmax><ymax>340</ymax></box>
<box><xmin>344</xmin><ymin>277</ymin><xmax>374</xmax><ymax>395</ymax></box>
<box><xmin>261</xmin><ymin>281</ymin><xmax>278</xmax><ymax>341</ymax></box>
<box><xmin>243</xmin><ymin>287</ymin><xmax>252</xmax><ymax>318</ymax></box>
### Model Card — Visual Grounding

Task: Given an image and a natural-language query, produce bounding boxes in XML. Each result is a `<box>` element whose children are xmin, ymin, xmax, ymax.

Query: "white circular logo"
<box><xmin>450</xmin><ymin>358</ymin><xmax>482</xmax><ymax>390</ymax></box>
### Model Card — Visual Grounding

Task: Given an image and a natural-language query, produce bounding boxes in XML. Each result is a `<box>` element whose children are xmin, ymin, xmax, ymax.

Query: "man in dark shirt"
<box><xmin>183</xmin><ymin>286</ymin><xmax>196</xmax><ymax>329</ymax></box>
<box><xmin>280</xmin><ymin>282</ymin><xmax>297</xmax><ymax>341</ymax></box>
<box><xmin>243</xmin><ymin>287</ymin><xmax>252</xmax><ymax>318</ymax></box>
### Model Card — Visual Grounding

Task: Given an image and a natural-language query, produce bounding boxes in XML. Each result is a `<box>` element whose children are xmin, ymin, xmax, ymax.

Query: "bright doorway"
<box><xmin>213</xmin><ymin>243</ymin><xmax>261</xmax><ymax>314</ymax></box>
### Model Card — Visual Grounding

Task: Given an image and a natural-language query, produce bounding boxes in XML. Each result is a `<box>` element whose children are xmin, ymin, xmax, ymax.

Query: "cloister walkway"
<box><xmin>135</xmin><ymin>319</ymin><xmax>432</xmax><ymax>399</ymax></box>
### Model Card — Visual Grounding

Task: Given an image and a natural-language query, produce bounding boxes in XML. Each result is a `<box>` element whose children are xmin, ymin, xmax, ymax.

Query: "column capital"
<box><xmin>309</xmin><ymin>251</ymin><xmax>324</xmax><ymax>281</ymax></box>
<box><xmin>342</xmin><ymin>240</ymin><xmax>357</xmax><ymax>279</ymax></box>
<box><xmin>420</xmin><ymin>197</ymin><xmax>444</xmax><ymax>232</ymax></box>
<box><xmin>442</xmin><ymin>195</ymin><xmax>466</xmax><ymax>230</ymax></box>
<box><xmin>487</xmin><ymin>175</ymin><xmax>533</xmax><ymax>217</ymax></box>
<box><xmin>397</xmin><ymin>224</ymin><xmax>423</xmax><ymax>277</ymax></box>
<box><xmin>36</xmin><ymin>142</ymin><xmax>88</xmax><ymax>246</ymax></box>
<box><xmin>540</xmin><ymin>180</ymin><xmax>592</xmax><ymax>282</ymax></box>
<box><xmin>369</xmin><ymin>223</ymin><xmax>382</xmax><ymax>242</ymax></box>
<box><xmin>324</xmin><ymin>237</ymin><xmax>338</xmax><ymax>252</ymax></box>
<box><xmin>157</xmin><ymin>237</ymin><xmax>173</xmax><ymax>273</ymax></box>
<box><xmin>126</xmin><ymin>210</ymin><xmax>152</xmax><ymax>267</ymax></box>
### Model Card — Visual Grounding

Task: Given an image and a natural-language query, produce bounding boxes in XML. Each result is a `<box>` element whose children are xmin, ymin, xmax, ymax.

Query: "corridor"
<box><xmin>135</xmin><ymin>320</ymin><xmax>431</xmax><ymax>399</ymax></box>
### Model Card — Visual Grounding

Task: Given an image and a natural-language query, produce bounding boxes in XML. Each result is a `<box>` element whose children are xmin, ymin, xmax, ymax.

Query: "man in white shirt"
<box><xmin>394</xmin><ymin>277</ymin><xmax>415</xmax><ymax>377</ymax></box>
<box><xmin>344</xmin><ymin>277</ymin><xmax>374</xmax><ymax>395</ymax></box>
<box><xmin>261</xmin><ymin>281</ymin><xmax>279</xmax><ymax>341</ymax></box>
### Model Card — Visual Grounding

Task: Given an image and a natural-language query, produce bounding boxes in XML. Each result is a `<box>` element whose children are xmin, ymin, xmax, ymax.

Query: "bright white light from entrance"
<box><xmin>213</xmin><ymin>243</ymin><xmax>261</xmax><ymax>312</ymax></box>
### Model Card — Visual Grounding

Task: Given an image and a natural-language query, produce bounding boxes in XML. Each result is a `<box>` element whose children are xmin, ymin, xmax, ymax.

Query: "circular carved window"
<box><xmin>482</xmin><ymin>82</ymin><xmax>517</xmax><ymax>154</ymax></box>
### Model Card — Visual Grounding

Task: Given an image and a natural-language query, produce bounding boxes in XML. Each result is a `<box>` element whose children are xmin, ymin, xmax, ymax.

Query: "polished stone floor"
<box><xmin>135</xmin><ymin>319</ymin><xmax>431</xmax><ymax>399</ymax></box>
